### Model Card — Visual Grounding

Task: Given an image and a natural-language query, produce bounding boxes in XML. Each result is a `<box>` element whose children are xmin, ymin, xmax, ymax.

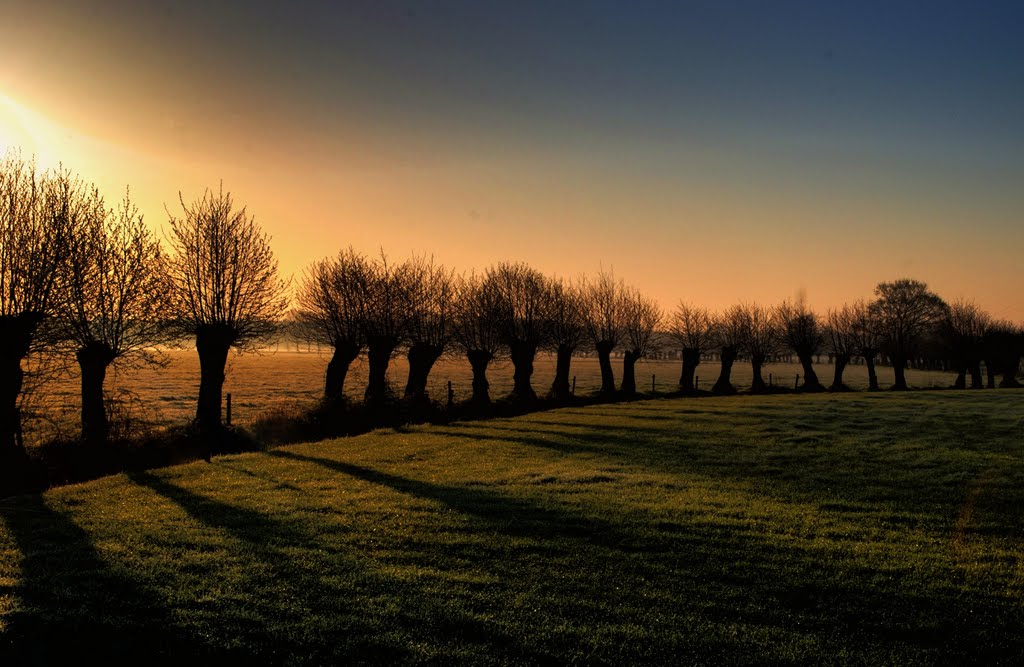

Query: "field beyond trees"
<box><xmin>2</xmin><ymin>391</ymin><xmax>1022</xmax><ymax>663</ymax></box>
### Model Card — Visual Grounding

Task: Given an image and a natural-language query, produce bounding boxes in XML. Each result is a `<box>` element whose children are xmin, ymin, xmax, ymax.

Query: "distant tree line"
<box><xmin>0</xmin><ymin>152</ymin><xmax>1022</xmax><ymax>494</ymax></box>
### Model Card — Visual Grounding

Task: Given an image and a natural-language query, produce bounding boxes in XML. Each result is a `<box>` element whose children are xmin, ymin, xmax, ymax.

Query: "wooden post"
<box><xmin>226</xmin><ymin>393</ymin><xmax>232</xmax><ymax>426</ymax></box>
<box><xmin>447</xmin><ymin>380</ymin><xmax>454</xmax><ymax>408</ymax></box>
<box><xmin>769</xmin><ymin>373</ymin><xmax>773</xmax><ymax>387</ymax></box>
<box><xmin>651</xmin><ymin>374</ymin><xmax>656</xmax><ymax>392</ymax></box>
<box><xmin>572</xmin><ymin>376</ymin><xmax>576</xmax><ymax>394</ymax></box>
<box><xmin>695</xmin><ymin>376</ymin><xmax>699</xmax><ymax>391</ymax></box>
<box><xmin>795</xmin><ymin>374</ymin><xmax>800</xmax><ymax>389</ymax></box>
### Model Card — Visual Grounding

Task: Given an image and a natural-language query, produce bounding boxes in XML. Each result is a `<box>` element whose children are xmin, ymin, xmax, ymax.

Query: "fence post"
<box><xmin>769</xmin><ymin>373</ymin><xmax>773</xmax><ymax>387</ymax></box>
<box><xmin>226</xmin><ymin>393</ymin><xmax>232</xmax><ymax>426</ymax></box>
<box><xmin>447</xmin><ymin>380</ymin><xmax>454</xmax><ymax>408</ymax></box>
<box><xmin>695</xmin><ymin>376</ymin><xmax>699</xmax><ymax>391</ymax></box>
<box><xmin>794</xmin><ymin>374</ymin><xmax>800</xmax><ymax>389</ymax></box>
<box><xmin>652</xmin><ymin>374</ymin><xmax>656</xmax><ymax>393</ymax></box>
<box><xmin>572</xmin><ymin>376</ymin><xmax>576</xmax><ymax>394</ymax></box>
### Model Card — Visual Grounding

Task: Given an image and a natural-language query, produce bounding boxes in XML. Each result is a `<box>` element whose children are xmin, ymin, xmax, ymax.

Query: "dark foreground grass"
<box><xmin>1</xmin><ymin>391</ymin><xmax>1022</xmax><ymax>664</ymax></box>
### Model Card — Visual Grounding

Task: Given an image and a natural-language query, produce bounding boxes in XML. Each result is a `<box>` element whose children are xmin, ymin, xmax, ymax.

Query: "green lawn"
<box><xmin>2</xmin><ymin>391</ymin><xmax>1023</xmax><ymax>664</ymax></box>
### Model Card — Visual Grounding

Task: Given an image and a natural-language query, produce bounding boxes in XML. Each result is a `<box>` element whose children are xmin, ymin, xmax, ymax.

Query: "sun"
<box><xmin>0</xmin><ymin>94</ymin><xmax>45</xmax><ymax>156</ymax></box>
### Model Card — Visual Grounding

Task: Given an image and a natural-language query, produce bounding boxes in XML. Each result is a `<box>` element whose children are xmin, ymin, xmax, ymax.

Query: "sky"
<box><xmin>1</xmin><ymin>0</ymin><xmax>1022</xmax><ymax>320</ymax></box>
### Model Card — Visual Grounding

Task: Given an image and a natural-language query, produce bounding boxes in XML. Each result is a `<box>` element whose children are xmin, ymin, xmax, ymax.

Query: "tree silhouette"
<box><xmin>295</xmin><ymin>247</ymin><xmax>371</xmax><ymax>403</ymax></box>
<box><xmin>849</xmin><ymin>300</ymin><xmax>882</xmax><ymax>390</ymax></box>
<box><xmin>402</xmin><ymin>256</ymin><xmax>456</xmax><ymax>403</ymax></box>
<box><xmin>776</xmin><ymin>299</ymin><xmax>825</xmax><ymax>392</ymax></box>
<box><xmin>486</xmin><ymin>262</ymin><xmax>550</xmax><ymax>403</ymax></box>
<box><xmin>670</xmin><ymin>302</ymin><xmax>714</xmax><ymax>393</ymax></box>
<box><xmin>451</xmin><ymin>273</ymin><xmax>505</xmax><ymax>406</ymax></box>
<box><xmin>738</xmin><ymin>303</ymin><xmax>781</xmax><ymax>393</ymax></box>
<box><xmin>711</xmin><ymin>306</ymin><xmax>746</xmax><ymax>394</ymax></box>
<box><xmin>360</xmin><ymin>253</ymin><xmax>410</xmax><ymax>406</ymax></box>
<box><xmin>545</xmin><ymin>277</ymin><xmax>587</xmax><ymax>400</ymax></box>
<box><xmin>940</xmin><ymin>300</ymin><xmax>990</xmax><ymax>390</ymax></box>
<box><xmin>583</xmin><ymin>270</ymin><xmax>626</xmax><ymax>395</ymax></box>
<box><xmin>619</xmin><ymin>287</ymin><xmax>662</xmax><ymax>395</ymax></box>
<box><xmin>982</xmin><ymin>321</ymin><xmax>1023</xmax><ymax>388</ymax></box>
<box><xmin>0</xmin><ymin>156</ymin><xmax>77</xmax><ymax>465</ymax></box>
<box><xmin>59</xmin><ymin>189</ymin><xmax>170</xmax><ymax>444</ymax></box>
<box><xmin>824</xmin><ymin>304</ymin><xmax>859</xmax><ymax>391</ymax></box>
<box><xmin>166</xmin><ymin>185</ymin><xmax>288</xmax><ymax>446</ymax></box>
<box><xmin>870</xmin><ymin>279</ymin><xmax>947</xmax><ymax>390</ymax></box>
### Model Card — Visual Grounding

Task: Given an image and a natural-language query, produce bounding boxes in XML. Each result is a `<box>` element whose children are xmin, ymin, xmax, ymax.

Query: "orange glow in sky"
<box><xmin>1</xmin><ymin>2</ymin><xmax>1021</xmax><ymax>322</ymax></box>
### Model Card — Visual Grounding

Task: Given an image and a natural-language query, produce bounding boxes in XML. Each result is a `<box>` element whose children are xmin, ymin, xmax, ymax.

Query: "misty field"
<box><xmin>26</xmin><ymin>348</ymin><xmax>957</xmax><ymax>441</ymax></box>
<box><xmin>2</xmin><ymin>390</ymin><xmax>1021</xmax><ymax>663</ymax></box>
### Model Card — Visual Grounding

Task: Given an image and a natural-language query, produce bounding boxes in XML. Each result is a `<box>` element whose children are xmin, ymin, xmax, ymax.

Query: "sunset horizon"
<box><xmin>1</xmin><ymin>1</ymin><xmax>1021</xmax><ymax>321</ymax></box>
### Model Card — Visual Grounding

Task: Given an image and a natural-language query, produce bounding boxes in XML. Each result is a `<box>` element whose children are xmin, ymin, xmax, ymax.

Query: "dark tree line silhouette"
<box><xmin>0</xmin><ymin>151</ymin><xmax>1022</xmax><ymax>495</ymax></box>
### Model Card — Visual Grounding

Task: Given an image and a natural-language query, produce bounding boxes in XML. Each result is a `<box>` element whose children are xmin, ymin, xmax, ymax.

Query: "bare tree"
<box><xmin>545</xmin><ymin>276</ymin><xmax>587</xmax><ymax>400</ymax></box>
<box><xmin>670</xmin><ymin>302</ymin><xmax>714</xmax><ymax>393</ymax></box>
<box><xmin>775</xmin><ymin>299</ymin><xmax>825</xmax><ymax>392</ymax></box>
<box><xmin>738</xmin><ymin>303</ymin><xmax>781</xmax><ymax>392</ymax></box>
<box><xmin>982</xmin><ymin>321</ymin><xmax>1023</xmax><ymax>389</ymax></box>
<box><xmin>824</xmin><ymin>304</ymin><xmax>859</xmax><ymax>391</ymax></box>
<box><xmin>59</xmin><ymin>188</ymin><xmax>170</xmax><ymax>444</ymax></box>
<box><xmin>849</xmin><ymin>299</ymin><xmax>882</xmax><ymax>390</ymax></box>
<box><xmin>402</xmin><ymin>256</ymin><xmax>456</xmax><ymax>403</ymax></box>
<box><xmin>619</xmin><ymin>287</ymin><xmax>662</xmax><ymax>395</ymax></box>
<box><xmin>295</xmin><ymin>247</ymin><xmax>371</xmax><ymax>403</ymax></box>
<box><xmin>711</xmin><ymin>306</ymin><xmax>745</xmax><ymax>394</ymax></box>
<box><xmin>360</xmin><ymin>253</ymin><xmax>410</xmax><ymax>406</ymax></box>
<box><xmin>451</xmin><ymin>273</ymin><xmax>505</xmax><ymax>406</ymax></box>
<box><xmin>485</xmin><ymin>262</ymin><xmax>551</xmax><ymax>403</ymax></box>
<box><xmin>582</xmin><ymin>269</ymin><xmax>626</xmax><ymax>395</ymax></box>
<box><xmin>0</xmin><ymin>155</ymin><xmax>77</xmax><ymax>461</ymax></box>
<box><xmin>166</xmin><ymin>185</ymin><xmax>288</xmax><ymax>445</ymax></box>
<box><xmin>869</xmin><ymin>279</ymin><xmax>947</xmax><ymax>390</ymax></box>
<box><xmin>940</xmin><ymin>300</ymin><xmax>991</xmax><ymax>389</ymax></box>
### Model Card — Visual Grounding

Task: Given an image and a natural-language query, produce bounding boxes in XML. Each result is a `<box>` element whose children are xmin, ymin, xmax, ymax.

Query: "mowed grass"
<box><xmin>1</xmin><ymin>391</ymin><xmax>1023</xmax><ymax>664</ymax></box>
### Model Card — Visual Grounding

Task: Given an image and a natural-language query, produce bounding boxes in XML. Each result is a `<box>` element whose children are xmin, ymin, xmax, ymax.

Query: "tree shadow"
<box><xmin>0</xmin><ymin>494</ymin><xmax>226</xmax><ymax>663</ymax></box>
<box><xmin>127</xmin><ymin>468</ymin><xmax>529</xmax><ymax>662</ymax></box>
<box><xmin>265</xmin><ymin>447</ymin><xmax>1024</xmax><ymax>662</ymax></box>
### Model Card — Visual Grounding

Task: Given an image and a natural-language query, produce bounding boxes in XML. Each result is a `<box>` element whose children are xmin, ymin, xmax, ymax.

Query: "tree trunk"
<box><xmin>863</xmin><ymin>349</ymin><xmax>879</xmax><ymax>391</ymax></box>
<box><xmin>466</xmin><ymin>349</ymin><xmax>492</xmax><ymax>406</ymax></box>
<box><xmin>830</xmin><ymin>352</ymin><xmax>851</xmax><ymax>391</ymax></box>
<box><xmin>0</xmin><ymin>315</ymin><xmax>36</xmax><ymax>452</ymax></box>
<box><xmin>999</xmin><ymin>357</ymin><xmax>1022</xmax><ymax>388</ymax></box>
<box><xmin>620</xmin><ymin>350</ymin><xmax>641</xmax><ymax>395</ymax></box>
<box><xmin>550</xmin><ymin>344</ymin><xmax>574</xmax><ymax>400</ymax></box>
<box><xmin>891</xmin><ymin>354</ymin><xmax>908</xmax><ymax>390</ymax></box>
<box><xmin>404</xmin><ymin>342</ymin><xmax>444</xmax><ymax>402</ymax></box>
<box><xmin>750</xmin><ymin>355</ymin><xmax>768</xmax><ymax>393</ymax></box>
<box><xmin>196</xmin><ymin>326</ymin><xmax>235</xmax><ymax>441</ymax></box>
<box><xmin>796</xmin><ymin>352</ymin><xmax>824</xmax><ymax>392</ymax></box>
<box><xmin>679</xmin><ymin>348</ymin><xmax>700</xmax><ymax>392</ymax></box>
<box><xmin>953</xmin><ymin>365</ymin><xmax>967</xmax><ymax>389</ymax></box>
<box><xmin>77</xmin><ymin>342</ymin><xmax>116</xmax><ymax>444</ymax></box>
<box><xmin>712</xmin><ymin>346</ymin><xmax>737</xmax><ymax>394</ymax></box>
<box><xmin>364</xmin><ymin>335</ymin><xmax>397</xmax><ymax>405</ymax></box>
<box><xmin>595</xmin><ymin>340</ymin><xmax>616</xmax><ymax>394</ymax></box>
<box><xmin>324</xmin><ymin>341</ymin><xmax>360</xmax><ymax>402</ymax></box>
<box><xmin>508</xmin><ymin>340</ymin><xmax>537</xmax><ymax>402</ymax></box>
<box><xmin>969</xmin><ymin>361</ymin><xmax>984</xmax><ymax>389</ymax></box>
<box><xmin>0</xmin><ymin>315</ymin><xmax>37</xmax><ymax>496</ymax></box>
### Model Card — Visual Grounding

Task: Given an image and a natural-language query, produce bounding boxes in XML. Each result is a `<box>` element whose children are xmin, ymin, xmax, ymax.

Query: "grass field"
<box><xmin>2</xmin><ymin>391</ymin><xmax>1022</xmax><ymax>663</ymax></box>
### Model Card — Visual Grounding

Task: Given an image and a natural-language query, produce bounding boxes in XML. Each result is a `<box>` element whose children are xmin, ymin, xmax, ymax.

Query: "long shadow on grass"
<box><xmin>0</xmin><ymin>495</ymin><xmax>228</xmax><ymax>663</ymax></box>
<box><xmin>129</xmin><ymin>469</ymin><xmax>530</xmax><ymax>663</ymax></box>
<box><xmin>267</xmin><ymin>448</ymin><xmax>1024</xmax><ymax>662</ymax></box>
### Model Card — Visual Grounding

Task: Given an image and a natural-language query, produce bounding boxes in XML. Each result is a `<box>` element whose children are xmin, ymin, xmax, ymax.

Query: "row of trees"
<box><xmin>1</xmin><ymin>153</ymin><xmax>1022</xmax><ymax>474</ymax></box>
<box><xmin>295</xmin><ymin>255</ymin><xmax>666</xmax><ymax>407</ymax></box>
<box><xmin>0</xmin><ymin>155</ymin><xmax>287</xmax><ymax>467</ymax></box>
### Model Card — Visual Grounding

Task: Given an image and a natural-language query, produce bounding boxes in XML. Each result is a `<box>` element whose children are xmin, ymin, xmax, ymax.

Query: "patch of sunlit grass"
<box><xmin>1</xmin><ymin>390</ymin><xmax>1022</xmax><ymax>662</ymax></box>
